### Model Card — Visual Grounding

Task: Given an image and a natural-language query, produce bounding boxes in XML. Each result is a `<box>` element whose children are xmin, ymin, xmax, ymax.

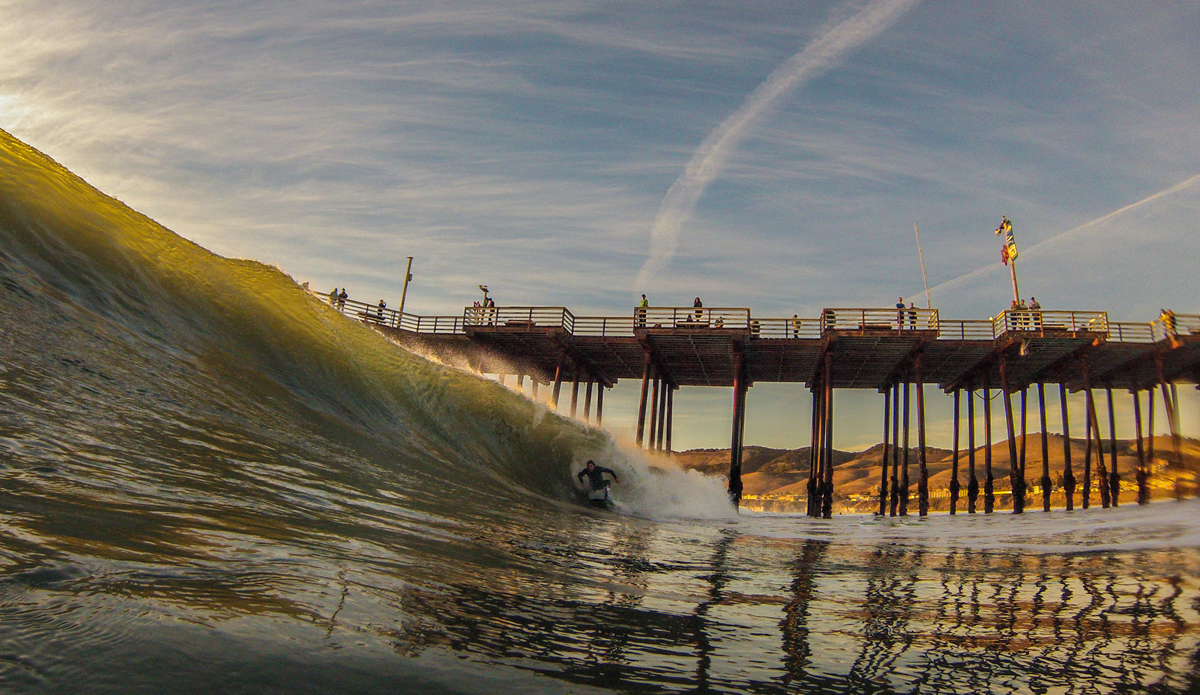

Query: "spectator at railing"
<box><xmin>791</xmin><ymin>314</ymin><xmax>800</xmax><ymax>338</ymax></box>
<box><xmin>1029</xmin><ymin>297</ymin><xmax>1042</xmax><ymax>330</ymax></box>
<box><xmin>376</xmin><ymin>299</ymin><xmax>387</xmax><ymax>323</ymax></box>
<box><xmin>637</xmin><ymin>294</ymin><xmax>648</xmax><ymax>327</ymax></box>
<box><xmin>338</xmin><ymin>288</ymin><xmax>347</xmax><ymax>310</ymax></box>
<box><xmin>895</xmin><ymin>297</ymin><xmax>905</xmax><ymax>330</ymax></box>
<box><xmin>693</xmin><ymin>297</ymin><xmax>703</xmax><ymax>323</ymax></box>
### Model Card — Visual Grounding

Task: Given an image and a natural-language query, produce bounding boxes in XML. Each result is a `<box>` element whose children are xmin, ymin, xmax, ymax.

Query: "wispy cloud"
<box><xmin>634</xmin><ymin>0</ymin><xmax>919</xmax><ymax>290</ymax></box>
<box><xmin>924</xmin><ymin>173</ymin><xmax>1200</xmax><ymax>302</ymax></box>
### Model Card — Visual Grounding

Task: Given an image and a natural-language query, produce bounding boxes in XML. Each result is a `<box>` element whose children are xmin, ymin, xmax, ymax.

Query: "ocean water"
<box><xmin>2</xmin><ymin>129</ymin><xmax>1199</xmax><ymax>694</ymax></box>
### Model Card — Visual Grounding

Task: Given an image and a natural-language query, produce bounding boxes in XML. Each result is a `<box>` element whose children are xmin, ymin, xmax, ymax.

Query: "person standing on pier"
<box><xmin>896</xmin><ymin>297</ymin><xmax>905</xmax><ymax>330</ymax></box>
<box><xmin>791</xmin><ymin>314</ymin><xmax>801</xmax><ymax>338</ymax></box>
<box><xmin>693</xmin><ymin>297</ymin><xmax>703</xmax><ymax>323</ymax></box>
<box><xmin>638</xmin><ymin>294</ymin><xmax>648</xmax><ymax>327</ymax></box>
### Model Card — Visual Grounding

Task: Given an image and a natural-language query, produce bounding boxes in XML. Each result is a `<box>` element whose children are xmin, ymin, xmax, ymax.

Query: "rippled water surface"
<box><xmin>2</xmin><ymin>129</ymin><xmax>1199</xmax><ymax>694</ymax></box>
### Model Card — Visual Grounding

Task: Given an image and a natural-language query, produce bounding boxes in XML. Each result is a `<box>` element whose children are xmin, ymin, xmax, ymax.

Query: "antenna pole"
<box><xmin>914</xmin><ymin>223</ymin><xmax>931</xmax><ymax>309</ymax></box>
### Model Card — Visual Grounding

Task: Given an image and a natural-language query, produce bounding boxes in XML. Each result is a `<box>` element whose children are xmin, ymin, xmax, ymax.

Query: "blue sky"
<box><xmin>2</xmin><ymin>0</ymin><xmax>1197</xmax><ymax>449</ymax></box>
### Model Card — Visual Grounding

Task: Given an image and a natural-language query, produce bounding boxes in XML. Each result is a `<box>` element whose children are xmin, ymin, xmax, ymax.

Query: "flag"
<box><xmin>995</xmin><ymin>216</ymin><xmax>1017</xmax><ymax>264</ymax></box>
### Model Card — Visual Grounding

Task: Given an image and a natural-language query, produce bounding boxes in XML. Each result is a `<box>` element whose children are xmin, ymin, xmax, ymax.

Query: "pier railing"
<box><xmin>993</xmin><ymin>310</ymin><xmax>1107</xmax><ymax>337</ymax></box>
<box><xmin>635</xmin><ymin>307</ymin><xmax>751</xmax><ymax>330</ymax></box>
<box><xmin>819</xmin><ymin>308</ymin><xmax>940</xmax><ymax>335</ymax></box>
<box><xmin>318</xmin><ymin>291</ymin><xmax>1183</xmax><ymax>345</ymax></box>
<box><xmin>464</xmin><ymin>306</ymin><xmax>574</xmax><ymax>331</ymax></box>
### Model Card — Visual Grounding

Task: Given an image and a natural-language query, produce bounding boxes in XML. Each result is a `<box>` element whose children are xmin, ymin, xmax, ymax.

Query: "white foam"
<box><xmin>579</xmin><ymin>440</ymin><xmax>739</xmax><ymax>521</ymax></box>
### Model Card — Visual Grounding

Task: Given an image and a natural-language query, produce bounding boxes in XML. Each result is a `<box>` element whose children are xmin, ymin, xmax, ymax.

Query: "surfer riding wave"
<box><xmin>576</xmin><ymin>460</ymin><xmax>619</xmax><ymax>505</ymax></box>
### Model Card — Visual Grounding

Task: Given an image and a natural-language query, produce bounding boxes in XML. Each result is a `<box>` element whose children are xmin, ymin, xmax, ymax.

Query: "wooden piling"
<box><xmin>648</xmin><ymin>374</ymin><xmax>660</xmax><ymax>449</ymax></box>
<box><xmin>596</xmin><ymin>384</ymin><xmax>604</xmax><ymax>426</ymax></box>
<box><xmin>900</xmin><ymin>380</ymin><xmax>910</xmax><ymax>517</ymax></box>
<box><xmin>665</xmin><ymin>386</ymin><xmax>674</xmax><ymax>455</ymax></box>
<box><xmin>531</xmin><ymin>380</ymin><xmax>539</xmax><ymax>400</ymax></box>
<box><xmin>1000</xmin><ymin>357</ymin><xmax>1022</xmax><ymax>514</ymax></box>
<box><xmin>808</xmin><ymin>384</ymin><xmax>821</xmax><ymax>517</ymax></box>
<box><xmin>1106</xmin><ymin>386</ymin><xmax>1120</xmax><ymax>506</ymax></box>
<box><xmin>583</xmin><ymin>380</ymin><xmax>593</xmax><ymax>423</ymax></box>
<box><xmin>984</xmin><ymin>382</ymin><xmax>994</xmax><ymax>513</ymax></box>
<box><xmin>968</xmin><ymin>387</ymin><xmax>979</xmax><ymax>514</ymax></box>
<box><xmin>950</xmin><ymin>389</ymin><xmax>961</xmax><ymax>515</ymax></box>
<box><xmin>570</xmin><ymin>377</ymin><xmax>580</xmax><ymax>419</ymax></box>
<box><xmin>890</xmin><ymin>382</ymin><xmax>900</xmax><ymax>517</ymax></box>
<box><xmin>728</xmin><ymin>354</ymin><xmax>746</xmax><ymax>506</ymax></box>
<box><xmin>662</xmin><ymin>376</ymin><xmax>672</xmax><ymax>453</ymax></box>
<box><xmin>879</xmin><ymin>383</ymin><xmax>891</xmax><ymax>517</ymax></box>
<box><xmin>1059</xmin><ymin>383</ymin><xmax>1075</xmax><ymax>511</ymax></box>
<box><xmin>822</xmin><ymin>359</ymin><xmax>834</xmax><ymax>519</ymax></box>
<box><xmin>1133</xmin><ymin>388</ymin><xmax>1148</xmax><ymax>505</ymax></box>
<box><xmin>551</xmin><ymin>350</ymin><xmax>565</xmax><ymax>411</ymax></box>
<box><xmin>917</xmin><ymin>359</ymin><xmax>929</xmax><ymax>517</ymax></box>
<box><xmin>1082</xmin><ymin>381</ymin><xmax>1094</xmax><ymax>509</ymax></box>
<box><xmin>1092</xmin><ymin>391</ymin><xmax>1111</xmax><ymax>508</ymax></box>
<box><xmin>1038</xmin><ymin>383</ymin><xmax>1051</xmax><ymax>512</ymax></box>
<box><xmin>636</xmin><ymin>353</ymin><xmax>651</xmax><ymax>447</ymax></box>
<box><xmin>517</xmin><ymin>373</ymin><xmax>525</xmax><ymax>392</ymax></box>
<box><xmin>1019</xmin><ymin>388</ymin><xmax>1028</xmax><ymax>512</ymax></box>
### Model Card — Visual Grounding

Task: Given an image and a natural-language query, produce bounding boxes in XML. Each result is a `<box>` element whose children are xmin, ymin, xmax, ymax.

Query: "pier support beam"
<box><xmin>570</xmin><ymin>376</ymin><xmax>580</xmax><ymax>419</ymax></box>
<box><xmin>655</xmin><ymin>378</ymin><xmax>669</xmax><ymax>451</ymax></box>
<box><xmin>665</xmin><ymin>386</ymin><xmax>674</xmax><ymax>455</ymax></box>
<box><xmin>822</xmin><ymin>359</ymin><xmax>834</xmax><ymax>519</ymax></box>
<box><xmin>878</xmin><ymin>384</ymin><xmax>891</xmax><ymax>517</ymax></box>
<box><xmin>636</xmin><ymin>352</ymin><xmax>652</xmax><ymax>446</ymax></box>
<box><xmin>1020</xmin><ymin>387</ymin><xmax>1029</xmax><ymax>512</ymax></box>
<box><xmin>808</xmin><ymin>384</ymin><xmax>821</xmax><ymax>518</ymax></box>
<box><xmin>1157</xmin><ymin>358</ymin><xmax>1184</xmax><ymax>500</ymax></box>
<box><xmin>517</xmin><ymin>374</ymin><xmax>525</xmax><ymax>393</ymax></box>
<box><xmin>917</xmin><ymin>359</ymin><xmax>929</xmax><ymax>517</ymax></box>
<box><xmin>1039</xmin><ymin>383</ymin><xmax>1051</xmax><ymax>512</ymax></box>
<box><xmin>890</xmin><ymin>383</ymin><xmax>900</xmax><ymax>517</ymax></box>
<box><xmin>1060</xmin><ymin>383</ymin><xmax>1075</xmax><ymax>511</ymax></box>
<box><xmin>550</xmin><ymin>350</ymin><xmax>566</xmax><ymax>411</ymax></box>
<box><xmin>1107</xmin><ymin>386</ymin><xmax>1120</xmax><ymax>506</ymax></box>
<box><xmin>999</xmin><ymin>356</ymin><xmax>1022</xmax><ymax>514</ymax></box>
<box><xmin>728</xmin><ymin>354</ymin><xmax>747</xmax><ymax>506</ymax></box>
<box><xmin>652</xmin><ymin>374</ymin><xmax>662</xmax><ymax>451</ymax></box>
<box><xmin>900</xmin><ymin>380</ymin><xmax>910</xmax><ymax>516</ymax></box>
<box><xmin>968</xmin><ymin>387</ymin><xmax>978</xmax><ymax>514</ymax></box>
<box><xmin>1133</xmin><ymin>388</ymin><xmax>1148</xmax><ymax>505</ymax></box>
<box><xmin>583</xmin><ymin>380</ymin><xmax>593</xmax><ymax>423</ymax></box>
<box><xmin>984</xmin><ymin>381</ymin><xmax>994</xmax><ymax>514</ymax></box>
<box><xmin>950</xmin><ymin>389</ymin><xmax>961</xmax><ymax>515</ymax></box>
<box><xmin>596</xmin><ymin>385</ymin><xmax>604</xmax><ymax>426</ymax></box>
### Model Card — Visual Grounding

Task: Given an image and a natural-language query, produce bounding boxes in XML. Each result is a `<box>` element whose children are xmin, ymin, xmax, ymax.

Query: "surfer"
<box><xmin>576</xmin><ymin>460</ymin><xmax>619</xmax><ymax>496</ymax></box>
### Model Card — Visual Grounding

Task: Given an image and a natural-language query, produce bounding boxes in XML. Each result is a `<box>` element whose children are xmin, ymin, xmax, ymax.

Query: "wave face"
<box><xmin>2</xmin><ymin>128</ymin><xmax>1200</xmax><ymax>695</ymax></box>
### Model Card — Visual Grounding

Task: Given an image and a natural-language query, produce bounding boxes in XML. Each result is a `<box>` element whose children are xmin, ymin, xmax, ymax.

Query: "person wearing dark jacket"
<box><xmin>577</xmin><ymin>460</ymin><xmax>619</xmax><ymax>491</ymax></box>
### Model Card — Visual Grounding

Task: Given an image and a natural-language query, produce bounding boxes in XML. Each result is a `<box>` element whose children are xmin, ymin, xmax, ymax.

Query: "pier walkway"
<box><xmin>326</xmin><ymin>293</ymin><xmax>1198</xmax><ymax>517</ymax></box>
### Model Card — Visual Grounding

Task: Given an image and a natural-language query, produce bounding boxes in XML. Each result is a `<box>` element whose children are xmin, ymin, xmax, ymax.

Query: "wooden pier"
<box><xmin>329</xmin><ymin>295</ymin><xmax>1198</xmax><ymax>516</ymax></box>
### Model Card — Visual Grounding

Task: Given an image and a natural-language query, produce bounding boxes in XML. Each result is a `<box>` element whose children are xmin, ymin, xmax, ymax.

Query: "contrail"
<box><xmin>924</xmin><ymin>173</ymin><xmax>1200</xmax><ymax>298</ymax></box>
<box><xmin>635</xmin><ymin>0</ymin><xmax>919</xmax><ymax>290</ymax></box>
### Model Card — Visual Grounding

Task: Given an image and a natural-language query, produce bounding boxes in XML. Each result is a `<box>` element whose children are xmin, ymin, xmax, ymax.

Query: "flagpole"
<box><xmin>914</xmin><ymin>223</ymin><xmax>931</xmax><ymax>309</ymax></box>
<box><xmin>1009</xmin><ymin>258</ymin><xmax>1020</xmax><ymax>305</ymax></box>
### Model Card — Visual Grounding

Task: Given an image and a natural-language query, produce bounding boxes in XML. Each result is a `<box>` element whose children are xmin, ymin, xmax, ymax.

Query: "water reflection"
<box><xmin>377</xmin><ymin>526</ymin><xmax>1200</xmax><ymax>694</ymax></box>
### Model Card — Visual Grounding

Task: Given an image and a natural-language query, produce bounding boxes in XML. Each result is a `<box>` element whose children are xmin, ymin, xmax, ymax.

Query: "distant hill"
<box><xmin>672</xmin><ymin>435</ymin><xmax>1200</xmax><ymax>514</ymax></box>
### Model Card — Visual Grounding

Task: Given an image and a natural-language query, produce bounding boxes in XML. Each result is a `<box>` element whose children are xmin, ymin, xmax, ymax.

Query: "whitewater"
<box><xmin>1</xmin><ymin>128</ymin><xmax>1198</xmax><ymax>694</ymax></box>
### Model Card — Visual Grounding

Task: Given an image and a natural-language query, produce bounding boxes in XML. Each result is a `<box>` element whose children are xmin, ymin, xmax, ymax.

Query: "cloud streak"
<box><xmin>634</xmin><ymin>0</ymin><xmax>919</xmax><ymax>290</ymax></box>
<box><xmin>924</xmin><ymin>173</ymin><xmax>1200</xmax><ymax>300</ymax></box>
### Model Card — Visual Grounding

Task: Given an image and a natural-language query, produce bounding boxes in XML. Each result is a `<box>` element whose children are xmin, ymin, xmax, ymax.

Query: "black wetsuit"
<box><xmin>577</xmin><ymin>466</ymin><xmax>617</xmax><ymax>490</ymax></box>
